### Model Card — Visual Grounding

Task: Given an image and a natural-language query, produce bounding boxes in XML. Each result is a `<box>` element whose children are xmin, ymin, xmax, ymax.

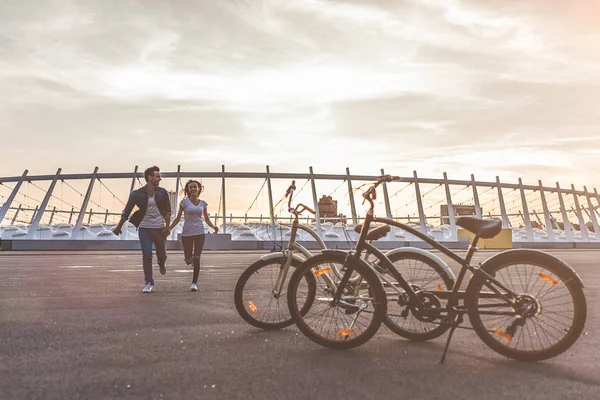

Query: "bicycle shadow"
<box><xmin>471</xmin><ymin>355</ymin><xmax>600</xmax><ymax>386</ymax></box>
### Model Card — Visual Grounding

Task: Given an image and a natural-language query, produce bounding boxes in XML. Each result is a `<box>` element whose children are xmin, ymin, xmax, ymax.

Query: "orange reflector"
<box><xmin>387</xmin><ymin>301</ymin><xmax>390</xmax><ymax>308</ymax></box>
<box><xmin>493</xmin><ymin>328</ymin><xmax>512</xmax><ymax>341</ymax></box>
<box><xmin>438</xmin><ymin>284</ymin><xmax>443</xmax><ymax>291</ymax></box>
<box><xmin>248</xmin><ymin>301</ymin><xmax>258</xmax><ymax>313</ymax></box>
<box><xmin>338</xmin><ymin>328</ymin><xmax>354</xmax><ymax>337</ymax></box>
<box><xmin>539</xmin><ymin>273</ymin><xmax>558</xmax><ymax>285</ymax></box>
<box><xmin>314</xmin><ymin>267</ymin><xmax>331</xmax><ymax>276</ymax></box>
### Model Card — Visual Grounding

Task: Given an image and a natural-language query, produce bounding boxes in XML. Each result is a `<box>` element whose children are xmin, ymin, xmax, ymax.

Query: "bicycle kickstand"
<box><xmin>439</xmin><ymin>314</ymin><xmax>463</xmax><ymax>364</ymax></box>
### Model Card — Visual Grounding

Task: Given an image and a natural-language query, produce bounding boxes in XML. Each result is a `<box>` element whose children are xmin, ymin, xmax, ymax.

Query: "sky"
<box><xmin>1</xmin><ymin>0</ymin><xmax>600</xmax><ymax>190</ymax></box>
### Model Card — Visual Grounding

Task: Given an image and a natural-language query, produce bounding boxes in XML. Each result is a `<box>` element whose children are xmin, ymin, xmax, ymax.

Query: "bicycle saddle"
<box><xmin>353</xmin><ymin>224</ymin><xmax>391</xmax><ymax>241</ymax></box>
<box><xmin>456</xmin><ymin>217</ymin><xmax>502</xmax><ymax>239</ymax></box>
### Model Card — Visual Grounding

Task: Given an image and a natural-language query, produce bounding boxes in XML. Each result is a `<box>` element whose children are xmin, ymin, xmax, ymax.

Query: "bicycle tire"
<box><xmin>287</xmin><ymin>252</ymin><xmax>387</xmax><ymax>349</ymax></box>
<box><xmin>380</xmin><ymin>252</ymin><xmax>455</xmax><ymax>341</ymax></box>
<box><xmin>234</xmin><ymin>257</ymin><xmax>315</xmax><ymax>330</ymax></box>
<box><xmin>465</xmin><ymin>250</ymin><xmax>586</xmax><ymax>361</ymax></box>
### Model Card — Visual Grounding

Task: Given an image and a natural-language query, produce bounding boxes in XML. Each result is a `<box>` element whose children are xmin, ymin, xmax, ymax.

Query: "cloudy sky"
<box><xmin>1</xmin><ymin>0</ymin><xmax>600</xmax><ymax>188</ymax></box>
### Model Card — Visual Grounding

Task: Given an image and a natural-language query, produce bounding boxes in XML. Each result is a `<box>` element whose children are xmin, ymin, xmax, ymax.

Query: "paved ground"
<box><xmin>0</xmin><ymin>249</ymin><xmax>598</xmax><ymax>400</ymax></box>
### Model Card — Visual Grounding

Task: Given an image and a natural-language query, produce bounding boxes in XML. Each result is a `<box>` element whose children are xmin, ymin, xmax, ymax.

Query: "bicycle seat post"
<box><xmin>464</xmin><ymin>235</ymin><xmax>480</xmax><ymax>265</ymax></box>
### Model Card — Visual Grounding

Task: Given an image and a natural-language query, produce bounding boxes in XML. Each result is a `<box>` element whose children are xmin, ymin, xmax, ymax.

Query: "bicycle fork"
<box><xmin>272</xmin><ymin>249</ymin><xmax>294</xmax><ymax>298</ymax></box>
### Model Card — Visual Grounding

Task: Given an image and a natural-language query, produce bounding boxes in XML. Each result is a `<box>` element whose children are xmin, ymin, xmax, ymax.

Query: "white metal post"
<box><xmin>73</xmin><ymin>167</ymin><xmax>99</xmax><ymax>239</ymax></box>
<box><xmin>346</xmin><ymin>167</ymin><xmax>358</xmax><ymax>225</ymax></box>
<box><xmin>309</xmin><ymin>166</ymin><xmax>322</xmax><ymax>236</ymax></box>
<box><xmin>0</xmin><ymin>169</ymin><xmax>28</xmax><ymax>224</ymax></box>
<box><xmin>538</xmin><ymin>180</ymin><xmax>555</xmax><ymax>241</ymax></box>
<box><xmin>26</xmin><ymin>168</ymin><xmax>61</xmax><ymax>239</ymax></box>
<box><xmin>413</xmin><ymin>171</ymin><xmax>427</xmax><ymax>234</ymax></box>
<box><xmin>571</xmin><ymin>184</ymin><xmax>589</xmax><ymax>241</ymax></box>
<box><xmin>266</xmin><ymin>165</ymin><xmax>276</xmax><ymax>239</ymax></box>
<box><xmin>496</xmin><ymin>176</ymin><xmax>510</xmax><ymax>228</ymax></box>
<box><xmin>129</xmin><ymin>166</ymin><xmax>139</xmax><ymax>193</ymax></box>
<box><xmin>443</xmin><ymin>172</ymin><xmax>457</xmax><ymax>240</ymax></box>
<box><xmin>171</xmin><ymin>165</ymin><xmax>181</xmax><ymax>240</ymax></box>
<box><xmin>518</xmin><ymin>178</ymin><xmax>534</xmax><ymax>241</ymax></box>
<box><xmin>221</xmin><ymin>165</ymin><xmax>226</xmax><ymax>234</ymax></box>
<box><xmin>583</xmin><ymin>186</ymin><xmax>600</xmax><ymax>240</ymax></box>
<box><xmin>380</xmin><ymin>168</ymin><xmax>393</xmax><ymax>220</ymax></box>
<box><xmin>471</xmin><ymin>174</ymin><xmax>482</xmax><ymax>218</ymax></box>
<box><xmin>556</xmin><ymin>182</ymin><xmax>573</xmax><ymax>242</ymax></box>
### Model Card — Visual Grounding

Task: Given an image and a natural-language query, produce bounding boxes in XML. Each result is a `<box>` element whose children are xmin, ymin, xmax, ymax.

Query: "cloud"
<box><xmin>1</xmin><ymin>0</ymin><xmax>599</xmax><ymax>191</ymax></box>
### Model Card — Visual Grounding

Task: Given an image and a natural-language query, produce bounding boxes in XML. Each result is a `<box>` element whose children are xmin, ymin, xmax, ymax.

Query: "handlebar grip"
<box><xmin>291</xmin><ymin>203</ymin><xmax>316</xmax><ymax>215</ymax></box>
<box><xmin>303</xmin><ymin>206</ymin><xmax>316</xmax><ymax>214</ymax></box>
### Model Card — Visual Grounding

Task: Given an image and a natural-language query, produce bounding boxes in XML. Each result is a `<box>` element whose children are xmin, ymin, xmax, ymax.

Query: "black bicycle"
<box><xmin>287</xmin><ymin>175</ymin><xmax>587</xmax><ymax>362</ymax></box>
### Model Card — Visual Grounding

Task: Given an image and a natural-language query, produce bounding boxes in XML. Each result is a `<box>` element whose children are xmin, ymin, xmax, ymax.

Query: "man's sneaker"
<box><xmin>190</xmin><ymin>283</ymin><xmax>198</xmax><ymax>292</ymax></box>
<box><xmin>143</xmin><ymin>282</ymin><xmax>154</xmax><ymax>293</ymax></box>
<box><xmin>159</xmin><ymin>263</ymin><xmax>167</xmax><ymax>275</ymax></box>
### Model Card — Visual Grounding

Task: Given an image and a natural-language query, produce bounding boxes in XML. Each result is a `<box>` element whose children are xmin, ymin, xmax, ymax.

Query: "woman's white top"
<box><xmin>181</xmin><ymin>198</ymin><xmax>207</xmax><ymax>236</ymax></box>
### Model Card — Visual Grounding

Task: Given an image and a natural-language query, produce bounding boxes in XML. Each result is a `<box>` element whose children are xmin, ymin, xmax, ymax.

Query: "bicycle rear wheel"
<box><xmin>465</xmin><ymin>250</ymin><xmax>586</xmax><ymax>361</ymax></box>
<box><xmin>287</xmin><ymin>252</ymin><xmax>386</xmax><ymax>350</ymax></box>
<box><xmin>380</xmin><ymin>252</ymin><xmax>454</xmax><ymax>341</ymax></box>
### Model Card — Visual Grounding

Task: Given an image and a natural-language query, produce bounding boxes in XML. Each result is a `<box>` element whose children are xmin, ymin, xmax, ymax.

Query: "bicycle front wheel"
<box><xmin>465</xmin><ymin>250</ymin><xmax>586</xmax><ymax>361</ymax></box>
<box><xmin>234</xmin><ymin>256</ymin><xmax>315</xmax><ymax>330</ymax></box>
<box><xmin>287</xmin><ymin>252</ymin><xmax>387</xmax><ymax>350</ymax></box>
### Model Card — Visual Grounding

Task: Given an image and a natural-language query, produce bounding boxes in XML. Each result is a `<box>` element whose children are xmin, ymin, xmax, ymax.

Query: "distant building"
<box><xmin>317</xmin><ymin>195</ymin><xmax>346</xmax><ymax>224</ymax></box>
<box><xmin>318</xmin><ymin>195</ymin><xmax>337</xmax><ymax>218</ymax></box>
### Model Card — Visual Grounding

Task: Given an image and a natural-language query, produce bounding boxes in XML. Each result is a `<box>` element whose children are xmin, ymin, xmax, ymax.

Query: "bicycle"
<box><xmin>287</xmin><ymin>175</ymin><xmax>587</xmax><ymax>362</ymax></box>
<box><xmin>234</xmin><ymin>181</ymin><xmax>456</xmax><ymax>333</ymax></box>
<box><xmin>234</xmin><ymin>182</ymin><xmax>335</xmax><ymax>329</ymax></box>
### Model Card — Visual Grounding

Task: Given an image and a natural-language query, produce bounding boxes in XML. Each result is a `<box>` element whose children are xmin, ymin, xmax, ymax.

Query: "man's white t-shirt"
<box><xmin>139</xmin><ymin>195</ymin><xmax>165</xmax><ymax>229</ymax></box>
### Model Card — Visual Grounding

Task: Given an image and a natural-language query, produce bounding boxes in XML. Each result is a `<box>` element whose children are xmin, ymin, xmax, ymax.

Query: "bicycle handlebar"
<box><xmin>362</xmin><ymin>175</ymin><xmax>400</xmax><ymax>209</ymax></box>
<box><xmin>293</xmin><ymin>203</ymin><xmax>316</xmax><ymax>215</ymax></box>
<box><xmin>284</xmin><ymin>180</ymin><xmax>315</xmax><ymax>216</ymax></box>
<box><xmin>283</xmin><ymin>176</ymin><xmax>398</xmax><ymax>217</ymax></box>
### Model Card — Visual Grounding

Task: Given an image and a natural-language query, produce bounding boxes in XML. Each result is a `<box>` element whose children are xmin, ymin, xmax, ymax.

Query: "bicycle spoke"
<box><xmin>473</xmin><ymin>260</ymin><xmax>579</xmax><ymax>356</ymax></box>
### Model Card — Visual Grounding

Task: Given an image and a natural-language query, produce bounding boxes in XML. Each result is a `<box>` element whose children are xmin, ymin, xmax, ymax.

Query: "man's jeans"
<box><xmin>138</xmin><ymin>228</ymin><xmax>167</xmax><ymax>284</ymax></box>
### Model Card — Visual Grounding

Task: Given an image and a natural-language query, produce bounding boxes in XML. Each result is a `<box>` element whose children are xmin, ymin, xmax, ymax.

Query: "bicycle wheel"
<box><xmin>234</xmin><ymin>256</ymin><xmax>315</xmax><ymax>330</ymax></box>
<box><xmin>287</xmin><ymin>252</ymin><xmax>386</xmax><ymax>350</ymax></box>
<box><xmin>465</xmin><ymin>250</ymin><xmax>587</xmax><ymax>361</ymax></box>
<box><xmin>379</xmin><ymin>252</ymin><xmax>455</xmax><ymax>341</ymax></box>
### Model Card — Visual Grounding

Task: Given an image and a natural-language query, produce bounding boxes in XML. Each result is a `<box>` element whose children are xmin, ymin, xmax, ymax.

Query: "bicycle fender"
<box><xmin>469</xmin><ymin>249</ymin><xmax>585</xmax><ymax>288</ymax></box>
<box><xmin>320</xmin><ymin>249</ymin><xmax>350</xmax><ymax>256</ymax></box>
<box><xmin>384</xmin><ymin>247</ymin><xmax>456</xmax><ymax>280</ymax></box>
<box><xmin>259</xmin><ymin>251</ymin><xmax>308</xmax><ymax>264</ymax></box>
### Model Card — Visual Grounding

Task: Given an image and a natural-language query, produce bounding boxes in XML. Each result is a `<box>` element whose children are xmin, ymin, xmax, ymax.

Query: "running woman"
<box><xmin>169</xmin><ymin>180</ymin><xmax>218</xmax><ymax>291</ymax></box>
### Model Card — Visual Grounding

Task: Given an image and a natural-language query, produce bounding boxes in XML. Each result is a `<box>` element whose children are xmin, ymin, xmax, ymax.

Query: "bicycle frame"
<box><xmin>289</xmin><ymin>176</ymin><xmax>586</xmax><ymax>363</ymax></box>
<box><xmin>271</xmin><ymin>214</ymin><xmax>337</xmax><ymax>296</ymax></box>
<box><xmin>269</xmin><ymin>181</ymin><xmax>339</xmax><ymax>297</ymax></box>
<box><xmin>333</xmin><ymin>179</ymin><xmax>523</xmax><ymax>321</ymax></box>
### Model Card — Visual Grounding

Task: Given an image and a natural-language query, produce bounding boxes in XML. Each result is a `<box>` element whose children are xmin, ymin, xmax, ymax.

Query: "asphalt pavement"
<box><xmin>0</xmin><ymin>249</ymin><xmax>598</xmax><ymax>400</ymax></box>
